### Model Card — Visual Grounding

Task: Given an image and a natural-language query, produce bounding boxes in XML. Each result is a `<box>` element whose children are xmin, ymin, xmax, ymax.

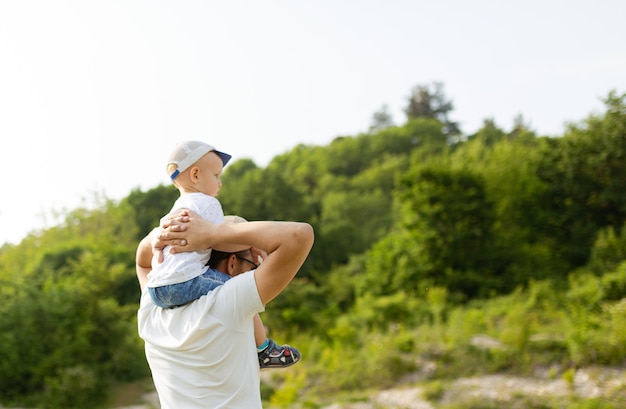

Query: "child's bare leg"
<box><xmin>255</xmin><ymin>314</ymin><xmax>301</xmax><ymax>369</ymax></box>
<box><xmin>254</xmin><ymin>313</ymin><xmax>267</xmax><ymax>348</ymax></box>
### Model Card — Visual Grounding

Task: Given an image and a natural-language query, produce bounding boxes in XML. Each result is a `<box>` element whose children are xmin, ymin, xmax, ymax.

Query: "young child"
<box><xmin>147</xmin><ymin>140</ymin><xmax>300</xmax><ymax>368</ymax></box>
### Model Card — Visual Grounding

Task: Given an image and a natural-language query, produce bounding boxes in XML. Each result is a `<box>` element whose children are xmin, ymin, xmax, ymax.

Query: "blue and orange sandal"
<box><xmin>258</xmin><ymin>338</ymin><xmax>301</xmax><ymax>369</ymax></box>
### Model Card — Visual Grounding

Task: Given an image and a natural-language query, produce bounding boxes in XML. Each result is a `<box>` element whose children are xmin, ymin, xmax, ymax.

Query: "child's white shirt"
<box><xmin>147</xmin><ymin>192</ymin><xmax>224</xmax><ymax>288</ymax></box>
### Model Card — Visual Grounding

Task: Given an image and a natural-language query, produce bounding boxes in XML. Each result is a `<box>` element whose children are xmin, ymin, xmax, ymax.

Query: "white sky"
<box><xmin>1</xmin><ymin>0</ymin><xmax>625</xmax><ymax>245</ymax></box>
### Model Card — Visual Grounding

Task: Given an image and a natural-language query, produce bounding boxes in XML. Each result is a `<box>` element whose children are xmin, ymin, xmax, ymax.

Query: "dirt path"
<box><xmin>319</xmin><ymin>366</ymin><xmax>625</xmax><ymax>409</ymax></box>
<box><xmin>6</xmin><ymin>366</ymin><xmax>616</xmax><ymax>409</ymax></box>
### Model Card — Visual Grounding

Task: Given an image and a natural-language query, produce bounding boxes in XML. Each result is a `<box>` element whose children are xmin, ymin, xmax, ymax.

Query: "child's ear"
<box><xmin>190</xmin><ymin>166</ymin><xmax>200</xmax><ymax>182</ymax></box>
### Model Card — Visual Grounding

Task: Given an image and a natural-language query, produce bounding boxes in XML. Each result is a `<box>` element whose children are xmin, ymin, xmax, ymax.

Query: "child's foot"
<box><xmin>258</xmin><ymin>338</ymin><xmax>301</xmax><ymax>369</ymax></box>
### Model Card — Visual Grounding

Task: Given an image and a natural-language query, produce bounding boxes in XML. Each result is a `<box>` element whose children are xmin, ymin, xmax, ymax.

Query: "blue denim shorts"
<box><xmin>148</xmin><ymin>268</ymin><xmax>232</xmax><ymax>309</ymax></box>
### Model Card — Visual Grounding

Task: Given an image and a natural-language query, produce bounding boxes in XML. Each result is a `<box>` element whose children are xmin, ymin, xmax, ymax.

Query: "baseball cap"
<box><xmin>168</xmin><ymin>140</ymin><xmax>232</xmax><ymax>181</ymax></box>
<box><xmin>212</xmin><ymin>215</ymin><xmax>249</xmax><ymax>253</ymax></box>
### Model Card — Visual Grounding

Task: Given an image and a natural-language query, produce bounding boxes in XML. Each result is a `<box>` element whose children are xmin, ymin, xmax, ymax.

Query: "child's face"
<box><xmin>197</xmin><ymin>151</ymin><xmax>224</xmax><ymax>197</ymax></box>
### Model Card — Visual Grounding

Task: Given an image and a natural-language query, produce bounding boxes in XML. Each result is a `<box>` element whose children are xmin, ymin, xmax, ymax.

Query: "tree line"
<box><xmin>1</xmin><ymin>84</ymin><xmax>625</xmax><ymax>408</ymax></box>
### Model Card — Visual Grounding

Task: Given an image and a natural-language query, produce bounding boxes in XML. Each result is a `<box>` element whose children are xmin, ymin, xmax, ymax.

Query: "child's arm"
<box><xmin>135</xmin><ymin>227</ymin><xmax>160</xmax><ymax>292</ymax></box>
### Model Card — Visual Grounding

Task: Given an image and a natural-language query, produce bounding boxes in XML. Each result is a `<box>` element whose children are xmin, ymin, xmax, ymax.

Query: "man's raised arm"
<box><xmin>140</xmin><ymin>210</ymin><xmax>314</xmax><ymax>304</ymax></box>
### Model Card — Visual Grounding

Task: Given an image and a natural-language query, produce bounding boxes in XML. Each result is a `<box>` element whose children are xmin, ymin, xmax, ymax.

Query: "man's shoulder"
<box><xmin>212</xmin><ymin>271</ymin><xmax>264</xmax><ymax>315</ymax></box>
<box><xmin>218</xmin><ymin>270</ymin><xmax>256</xmax><ymax>293</ymax></box>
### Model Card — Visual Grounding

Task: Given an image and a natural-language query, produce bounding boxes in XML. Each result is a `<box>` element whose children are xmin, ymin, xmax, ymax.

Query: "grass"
<box><xmin>103</xmin><ymin>378</ymin><xmax>155</xmax><ymax>408</ymax></box>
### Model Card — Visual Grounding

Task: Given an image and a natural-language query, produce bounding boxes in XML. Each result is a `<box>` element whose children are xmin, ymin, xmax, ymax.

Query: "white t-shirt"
<box><xmin>138</xmin><ymin>270</ymin><xmax>265</xmax><ymax>409</ymax></box>
<box><xmin>147</xmin><ymin>192</ymin><xmax>224</xmax><ymax>288</ymax></box>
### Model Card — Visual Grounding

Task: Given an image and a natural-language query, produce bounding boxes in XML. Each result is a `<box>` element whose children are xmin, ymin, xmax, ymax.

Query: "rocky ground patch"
<box><xmin>318</xmin><ymin>366</ymin><xmax>626</xmax><ymax>409</ymax></box>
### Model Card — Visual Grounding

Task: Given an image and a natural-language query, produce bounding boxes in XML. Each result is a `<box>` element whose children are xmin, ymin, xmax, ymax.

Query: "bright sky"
<box><xmin>1</xmin><ymin>0</ymin><xmax>625</xmax><ymax>245</ymax></box>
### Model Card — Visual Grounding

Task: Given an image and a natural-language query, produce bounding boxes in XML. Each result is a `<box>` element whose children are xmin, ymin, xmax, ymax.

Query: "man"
<box><xmin>135</xmin><ymin>210</ymin><xmax>314</xmax><ymax>409</ymax></box>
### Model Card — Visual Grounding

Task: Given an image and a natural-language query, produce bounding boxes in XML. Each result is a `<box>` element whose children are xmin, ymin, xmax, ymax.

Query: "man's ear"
<box><xmin>227</xmin><ymin>254</ymin><xmax>238</xmax><ymax>276</ymax></box>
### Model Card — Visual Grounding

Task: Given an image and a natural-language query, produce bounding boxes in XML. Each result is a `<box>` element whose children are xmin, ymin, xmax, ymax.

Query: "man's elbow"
<box><xmin>293</xmin><ymin>222</ymin><xmax>314</xmax><ymax>251</ymax></box>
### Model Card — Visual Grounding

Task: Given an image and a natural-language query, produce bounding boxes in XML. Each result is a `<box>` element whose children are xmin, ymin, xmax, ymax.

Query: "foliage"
<box><xmin>0</xmin><ymin>201</ymin><xmax>147</xmax><ymax>408</ymax></box>
<box><xmin>122</xmin><ymin>184</ymin><xmax>178</xmax><ymax>240</ymax></box>
<box><xmin>404</xmin><ymin>81</ymin><xmax>461</xmax><ymax>139</ymax></box>
<box><xmin>586</xmin><ymin>224</ymin><xmax>626</xmax><ymax>275</ymax></box>
<box><xmin>564</xmin><ymin>263</ymin><xmax>626</xmax><ymax>365</ymax></box>
<box><xmin>369</xmin><ymin>103</ymin><xmax>394</xmax><ymax>133</ymax></box>
<box><xmin>535</xmin><ymin>91</ymin><xmax>626</xmax><ymax>269</ymax></box>
<box><xmin>374</xmin><ymin>163</ymin><xmax>508</xmax><ymax>299</ymax></box>
<box><xmin>1</xmin><ymin>88</ymin><xmax>625</xmax><ymax>407</ymax></box>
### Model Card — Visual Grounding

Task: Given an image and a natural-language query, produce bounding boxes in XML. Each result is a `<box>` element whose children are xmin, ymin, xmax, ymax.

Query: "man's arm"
<box><xmin>243</xmin><ymin>220</ymin><xmax>313</xmax><ymax>304</ymax></box>
<box><xmin>155</xmin><ymin>210</ymin><xmax>314</xmax><ymax>304</ymax></box>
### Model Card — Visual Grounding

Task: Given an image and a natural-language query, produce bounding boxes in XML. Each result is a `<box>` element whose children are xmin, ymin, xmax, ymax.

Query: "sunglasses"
<box><xmin>235</xmin><ymin>255</ymin><xmax>259</xmax><ymax>269</ymax></box>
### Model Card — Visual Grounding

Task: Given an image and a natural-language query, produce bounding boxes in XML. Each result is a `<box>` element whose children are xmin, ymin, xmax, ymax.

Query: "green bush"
<box><xmin>43</xmin><ymin>365</ymin><xmax>103</xmax><ymax>409</ymax></box>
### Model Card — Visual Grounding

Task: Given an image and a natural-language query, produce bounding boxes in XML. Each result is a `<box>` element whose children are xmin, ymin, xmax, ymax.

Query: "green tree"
<box><xmin>451</xmin><ymin>125</ymin><xmax>564</xmax><ymax>283</ymax></box>
<box><xmin>466</xmin><ymin>118</ymin><xmax>506</xmax><ymax>146</ymax></box>
<box><xmin>221</xmin><ymin>165</ymin><xmax>305</xmax><ymax>222</ymax></box>
<box><xmin>397</xmin><ymin>165</ymin><xmax>504</xmax><ymax>298</ymax></box>
<box><xmin>0</xmin><ymin>246</ymin><xmax>145</xmax><ymax>408</ymax></box>
<box><xmin>536</xmin><ymin>91</ymin><xmax>626</xmax><ymax>268</ymax></box>
<box><xmin>0</xmin><ymin>200</ymin><xmax>147</xmax><ymax>408</ymax></box>
<box><xmin>369</xmin><ymin>104</ymin><xmax>394</xmax><ymax>133</ymax></box>
<box><xmin>123</xmin><ymin>184</ymin><xmax>178</xmax><ymax>240</ymax></box>
<box><xmin>404</xmin><ymin>81</ymin><xmax>461</xmax><ymax>140</ymax></box>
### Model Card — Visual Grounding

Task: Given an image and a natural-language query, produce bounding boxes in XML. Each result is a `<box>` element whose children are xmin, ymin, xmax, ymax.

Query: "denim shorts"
<box><xmin>148</xmin><ymin>268</ymin><xmax>232</xmax><ymax>309</ymax></box>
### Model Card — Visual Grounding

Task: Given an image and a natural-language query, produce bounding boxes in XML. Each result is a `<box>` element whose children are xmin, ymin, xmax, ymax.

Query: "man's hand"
<box><xmin>250</xmin><ymin>247</ymin><xmax>268</xmax><ymax>266</ymax></box>
<box><xmin>158</xmin><ymin>209</ymin><xmax>217</xmax><ymax>253</ymax></box>
<box><xmin>147</xmin><ymin>209</ymin><xmax>190</xmax><ymax>263</ymax></box>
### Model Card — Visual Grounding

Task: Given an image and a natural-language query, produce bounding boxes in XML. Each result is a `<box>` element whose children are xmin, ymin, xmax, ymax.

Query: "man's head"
<box><xmin>207</xmin><ymin>247</ymin><xmax>258</xmax><ymax>277</ymax></box>
<box><xmin>208</xmin><ymin>215</ymin><xmax>258</xmax><ymax>277</ymax></box>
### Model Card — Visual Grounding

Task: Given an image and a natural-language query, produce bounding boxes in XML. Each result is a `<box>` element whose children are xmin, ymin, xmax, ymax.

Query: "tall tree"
<box><xmin>404</xmin><ymin>82</ymin><xmax>461</xmax><ymax>139</ymax></box>
<box><xmin>369</xmin><ymin>104</ymin><xmax>394</xmax><ymax>133</ymax></box>
<box><xmin>466</xmin><ymin>118</ymin><xmax>505</xmax><ymax>146</ymax></box>
<box><xmin>398</xmin><ymin>166</ymin><xmax>503</xmax><ymax>297</ymax></box>
<box><xmin>360</xmin><ymin>161</ymin><xmax>508</xmax><ymax>301</ymax></box>
<box><xmin>536</xmin><ymin>91</ymin><xmax>626</xmax><ymax>268</ymax></box>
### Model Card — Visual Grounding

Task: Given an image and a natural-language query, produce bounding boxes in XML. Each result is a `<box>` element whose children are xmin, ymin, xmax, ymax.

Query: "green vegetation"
<box><xmin>1</xmin><ymin>85</ymin><xmax>625</xmax><ymax>408</ymax></box>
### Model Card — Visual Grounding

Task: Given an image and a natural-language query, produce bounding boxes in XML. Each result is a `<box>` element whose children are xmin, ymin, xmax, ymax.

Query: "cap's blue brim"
<box><xmin>215</xmin><ymin>150</ymin><xmax>232</xmax><ymax>166</ymax></box>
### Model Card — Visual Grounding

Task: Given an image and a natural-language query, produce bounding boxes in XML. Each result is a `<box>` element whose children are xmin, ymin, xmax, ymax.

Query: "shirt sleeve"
<box><xmin>197</xmin><ymin>195</ymin><xmax>224</xmax><ymax>223</ymax></box>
